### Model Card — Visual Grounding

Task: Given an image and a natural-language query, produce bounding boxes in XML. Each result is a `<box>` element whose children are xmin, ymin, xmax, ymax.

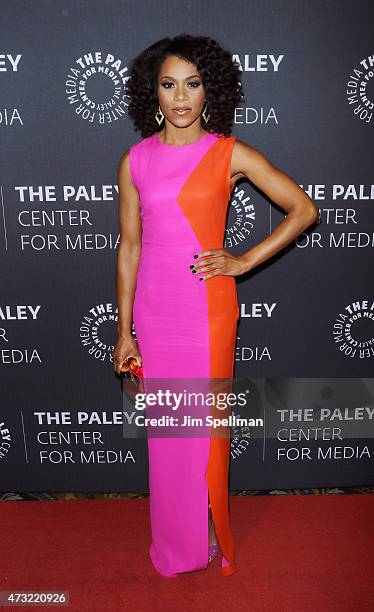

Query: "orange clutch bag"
<box><xmin>120</xmin><ymin>356</ymin><xmax>144</xmax><ymax>385</ymax></box>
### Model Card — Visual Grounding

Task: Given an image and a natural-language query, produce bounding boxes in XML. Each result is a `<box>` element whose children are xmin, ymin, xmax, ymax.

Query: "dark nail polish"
<box><xmin>194</xmin><ymin>254</ymin><xmax>198</xmax><ymax>258</ymax></box>
<box><xmin>192</xmin><ymin>270</ymin><xmax>196</xmax><ymax>274</ymax></box>
<box><xmin>199</xmin><ymin>277</ymin><xmax>203</xmax><ymax>281</ymax></box>
<box><xmin>189</xmin><ymin>264</ymin><xmax>195</xmax><ymax>269</ymax></box>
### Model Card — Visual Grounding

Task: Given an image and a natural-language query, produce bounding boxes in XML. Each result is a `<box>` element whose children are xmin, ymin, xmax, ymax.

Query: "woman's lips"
<box><xmin>172</xmin><ymin>108</ymin><xmax>191</xmax><ymax>115</ymax></box>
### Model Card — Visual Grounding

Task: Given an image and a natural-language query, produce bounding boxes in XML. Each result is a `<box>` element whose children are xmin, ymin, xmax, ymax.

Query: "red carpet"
<box><xmin>1</xmin><ymin>494</ymin><xmax>373</xmax><ymax>611</ymax></box>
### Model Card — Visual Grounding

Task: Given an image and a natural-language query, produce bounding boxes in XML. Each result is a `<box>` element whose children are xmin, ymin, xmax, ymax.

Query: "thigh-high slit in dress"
<box><xmin>129</xmin><ymin>130</ymin><xmax>239</xmax><ymax>578</ymax></box>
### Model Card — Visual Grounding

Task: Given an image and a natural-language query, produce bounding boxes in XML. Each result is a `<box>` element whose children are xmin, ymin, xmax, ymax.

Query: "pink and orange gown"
<box><xmin>129</xmin><ymin>130</ymin><xmax>239</xmax><ymax>577</ymax></box>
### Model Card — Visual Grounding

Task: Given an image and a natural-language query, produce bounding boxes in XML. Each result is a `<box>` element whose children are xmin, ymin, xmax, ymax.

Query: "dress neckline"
<box><xmin>153</xmin><ymin>131</ymin><xmax>210</xmax><ymax>148</ymax></box>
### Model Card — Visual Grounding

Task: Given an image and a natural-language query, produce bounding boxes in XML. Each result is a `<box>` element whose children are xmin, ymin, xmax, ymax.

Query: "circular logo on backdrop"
<box><xmin>224</xmin><ymin>181</ymin><xmax>256</xmax><ymax>250</ymax></box>
<box><xmin>230</xmin><ymin>408</ymin><xmax>252</xmax><ymax>460</ymax></box>
<box><xmin>65</xmin><ymin>51</ymin><xmax>131</xmax><ymax>124</ymax></box>
<box><xmin>79</xmin><ymin>303</ymin><xmax>139</xmax><ymax>365</ymax></box>
<box><xmin>332</xmin><ymin>298</ymin><xmax>374</xmax><ymax>359</ymax></box>
<box><xmin>80</xmin><ymin>303</ymin><xmax>118</xmax><ymax>363</ymax></box>
<box><xmin>346</xmin><ymin>53</ymin><xmax>374</xmax><ymax>125</ymax></box>
<box><xmin>229</xmin><ymin>381</ymin><xmax>258</xmax><ymax>461</ymax></box>
<box><xmin>0</xmin><ymin>417</ymin><xmax>11</xmax><ymax>462</ymax></box>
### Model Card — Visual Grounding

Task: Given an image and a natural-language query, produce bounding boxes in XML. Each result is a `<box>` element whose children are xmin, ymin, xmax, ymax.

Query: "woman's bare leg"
<box><xmin>208</xmin><ymin>502</ymin><xmax>218</xmax><ymax>546</ymax></box>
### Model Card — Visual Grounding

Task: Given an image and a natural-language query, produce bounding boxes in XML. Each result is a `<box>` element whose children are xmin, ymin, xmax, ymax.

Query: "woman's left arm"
<box><xmin>193</xmin><ymin>139</ymin><xmax>319</xmax><ymax>279</ymax></box>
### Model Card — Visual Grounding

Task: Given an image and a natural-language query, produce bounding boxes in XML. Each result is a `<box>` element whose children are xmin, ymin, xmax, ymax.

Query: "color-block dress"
<box><xmin>129</xmin><ymin>130</ymin><xmax>239</xmax><ymax>577</ymax></box>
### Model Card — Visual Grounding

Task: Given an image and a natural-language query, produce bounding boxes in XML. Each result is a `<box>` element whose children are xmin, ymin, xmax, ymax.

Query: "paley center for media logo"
<box><xmin>79</xmin><ymin>302</ymin><xmax>139</xmax><ymax>365</ymax></box>
<box><xmin>80</xmin><ymin>302</ymin><xmax>118</xmax><ymax>364</ymax></box>
<box><xmin>65</xmin><ymin>51</ymin><xmax>130</xmax><ymax>124</ymax></box>
<box><xmin>0</xmin><ymin>418</ymin><xmax>11</xmax><ymax>462</ymax></box>
<box><xmin>332</xmin><ymin>298</ymin><xmax>374</xmax><ymax>359</ymax></box>
<box><xmin>346</xmin><ymin>52</ymin><xmax>374</xmax><ymax>124</ymax></box>
<box><xmin>225</xmin><ymin>181</ymin><xmax>257</xmax><ymax>249</ymax></box>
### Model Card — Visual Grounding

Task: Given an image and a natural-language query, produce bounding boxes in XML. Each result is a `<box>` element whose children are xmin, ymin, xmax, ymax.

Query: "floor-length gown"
<box><xmin>129</xmin><ymin>130</ymin><xmax>239</xmax><ymax>578</ymax></box>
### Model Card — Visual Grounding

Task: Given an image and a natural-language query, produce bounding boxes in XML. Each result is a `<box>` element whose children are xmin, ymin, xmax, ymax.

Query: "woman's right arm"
<box><xmin>112</xmin><ymin>148</ymin><xmax>142</xmax><ymax>374</ymax></box>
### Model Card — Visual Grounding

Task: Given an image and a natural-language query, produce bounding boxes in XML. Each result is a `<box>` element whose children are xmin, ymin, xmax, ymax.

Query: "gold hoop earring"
<box><xmin>155</xmin><ymin>105</ymin><xmax>164</xmax><ymax>126</ymax></box>
<box><xmin>202</xmin><ymin>101</ymin><xmax>210</xmax><ymax>124</ymax></box>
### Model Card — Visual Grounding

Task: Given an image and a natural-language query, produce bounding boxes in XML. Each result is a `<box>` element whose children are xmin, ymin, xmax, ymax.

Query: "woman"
<box><xmin>113</xmin><ymin>34</ymin><xmax>318</xmax><ymax>578</ymax></box>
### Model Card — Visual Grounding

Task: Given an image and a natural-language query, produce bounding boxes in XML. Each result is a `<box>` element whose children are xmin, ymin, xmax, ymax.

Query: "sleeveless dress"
<box><xmin>129</xmin><ymin>130</ymin><xmax>239</xmax><ymax>578</ymax></box>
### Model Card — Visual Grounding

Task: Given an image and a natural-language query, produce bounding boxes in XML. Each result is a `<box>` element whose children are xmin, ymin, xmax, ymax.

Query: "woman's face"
<box><xmin>157</xmin><ymin>55</ymin><xmax>206</xmax><ymax>128</ymax></box>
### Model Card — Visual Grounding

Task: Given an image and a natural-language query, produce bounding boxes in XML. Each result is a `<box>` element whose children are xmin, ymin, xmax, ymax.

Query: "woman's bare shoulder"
<box><xmin>232</xmin><ymin>136</ymin><xmax>264</xmax><ymax>157</ymax></box>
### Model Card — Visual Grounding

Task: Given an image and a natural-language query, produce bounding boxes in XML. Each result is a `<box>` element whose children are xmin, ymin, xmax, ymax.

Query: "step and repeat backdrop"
<box><xmin>1</xmin><ymin>0</ymin><xmax>373</xmax><ymax>492</ymax></box>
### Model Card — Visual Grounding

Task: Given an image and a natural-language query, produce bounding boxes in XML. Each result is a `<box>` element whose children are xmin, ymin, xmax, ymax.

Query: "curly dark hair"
<box><xmin>127</xmin><ymin>33</ymin><xmax>244</xmax><ymax>139</ymax></box>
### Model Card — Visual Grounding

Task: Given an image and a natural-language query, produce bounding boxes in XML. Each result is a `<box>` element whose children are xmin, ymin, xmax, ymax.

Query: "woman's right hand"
<box><xmin>112</xmin><ymin>334</ymin><xmax>142</xmax><ymax>375</ymax></box>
